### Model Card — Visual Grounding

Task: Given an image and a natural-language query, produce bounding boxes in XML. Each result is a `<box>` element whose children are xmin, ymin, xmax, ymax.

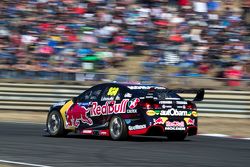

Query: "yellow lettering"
<box><xmin>107</xmin><ymin>87</ymin><xmax>119</xmax><ymax>96</ymax></box>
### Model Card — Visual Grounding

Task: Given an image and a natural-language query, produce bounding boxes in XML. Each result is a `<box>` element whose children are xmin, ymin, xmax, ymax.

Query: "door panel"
<box><xmin>65</xmin><ymin>87</ymin><xmax>103</xmax><ymax>129</ymax></box>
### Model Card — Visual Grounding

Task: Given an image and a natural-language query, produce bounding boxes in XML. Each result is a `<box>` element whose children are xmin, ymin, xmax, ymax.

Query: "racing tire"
<box><xmin>109</xmin><ymin>116</ymin><xmax>128</xmax><ymax>141</ymax></box>
<box><xmin>46</xmin><ymin>110</ymin><xmax>68</xmax><ymax>137</ymax></box>
<box><xmin>166</xmin><ymin>131</ymin><xmax>187</xmax><ymax>141</ymax></box>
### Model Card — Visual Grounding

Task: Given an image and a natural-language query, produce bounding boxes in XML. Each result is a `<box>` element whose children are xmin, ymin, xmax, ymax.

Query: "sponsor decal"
<box><xmin>127</xmin><ymin>109</ymin><xmax>137</xmax><ymax>113</ymax></box>
<box><xmin>107</xmin><ymin>87</ymin><xmax>119</xmax><ymax>96</ymax></box>
<box><xmin>192</xmin><ymin>111</ymin><xmax>198</xmax><ymax>117</ymax></box>
<box><xmin>128</xmin><ymin>124</ymin><xmax>146</xmax><ymax>130</ymax></box>
<box><xmin>99</xmin><ymin>130</ymin><xmax>109</xmax><ymax>136</ymax></box>
<box><xmin>90</xmin><ymin>99</ymin><xmax>129</xmax><ymax>117</ymax></box>
<box><xmin>66</xmin><ymin>104</ymin><xmax>93</xmax><ymax>128</ymax></box>
<box><xmin>186</xmin><ymin>111</ymin><xmax>193</xmax><ymax>116</ymax></box>
<box><xmin>101</xmin><ymin>96</ymin><xmax>114</xmax><ymax>101</ymax></box>
<box><xmin>162</xmin><ymin>105</ymin><xmax>172</xmax><ymax>109</ymax></box>
<box><xmin>115</xmin><ymin>96</ymin><xmax>121</xmax><ymax>100</ymax></box>
<box><xmin>166</xmin><ymin>121</ymin><xmax>184</xmax><ymax>126</ymax></box>
<box><xmin>53</xmin><ymin>101</ymin><xmax>66</xmax><ymax>107</ymax></box>
<box><xmin>153</xmin><ymin>117</ymin><xmax>168</xmax><ymax>125</ymax></box>
<box><xmin>176</xmin><ymin>101</ymin><xmax>187</xmax><ymax>105</ymax></box>
<box><xmin>155</xmin><ymin>87</ymin><xmax>166</xmax><ymax>90</ymax></box>
<box><xmin>160</xmin><ymin>108</ymin><xmax>187</xmax><ymax>116</ymax></box>
<box><xmin>128</xmin><ymin>86</ymin><xmax>147</xmax><ymax>89</ymax></box>
<box><xmin>128</xmin><ymin>98</ymin><xmax>140</xmax><ymax>109</ymax></box>
<box><xmin>124</xmin><ymin>93</ymin><xmax>132</xmax><ymax>98</ymax></box>
<box><xmin>146</xmin><ymin>110</ymin><xmax>156</xmax><ymax>116</ymax></box>
<box><xmin>146</xmin><ymin>95</ymin><xmax>154</xmax><ymax>99</ymax></box>
<box><xmin>78</xmin><ymin>102</ymin><xmax>89</xmax><ymax>106</ymax></box>
<box><xmin>159</xmin><ymin>101</ymin><xmax>172</xmax><ymax>104</ymax></box>
<box><xmin>165</xmin><ymin>121</ymin><xmax>185</xmax><ymax>130</ymax></box>
<box><xmin>82</xmin><ymin>130</ymin><xmax>93</xmax><ymax>134</ymax></box>
<box><xmin>125</xmin><ymin>119</ymin><xmax>132</xmax><ymax>124</ymax></box>
<box><xmin>128</xmin><ymin>86</ymin><xmax>165</xmax><ymax>90</ymax></box>
<box><xmin>155</xmin><ymin>110</ymin><xmax>161</xmax><ymax>115</ymax></box>
<box><xmin>165</xmin><ymin>126</ymin><xmax>185</xmax><ymax>130</ymax></box>
<box><xmin>165</xmin><ymin>98</ymin><xmax>180</xmax><ymax>100</ymax></box>
<box><xmin>184</xmin><ymin>118</ymin><xmax>195</xmax><ymax>125</ymax></box>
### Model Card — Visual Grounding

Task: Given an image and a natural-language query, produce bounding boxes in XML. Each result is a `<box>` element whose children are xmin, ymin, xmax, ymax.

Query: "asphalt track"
<box><xmin>0</xmin><ymin>122</ymin><xmax>250</xmax><ymax>167</ymax></box>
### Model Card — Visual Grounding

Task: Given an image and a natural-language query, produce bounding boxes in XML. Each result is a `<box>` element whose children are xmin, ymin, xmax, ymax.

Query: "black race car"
<box><xmin>46</xmin><ymin>83</ymin><xmax>204</xmax><ymax>140</ymax></box>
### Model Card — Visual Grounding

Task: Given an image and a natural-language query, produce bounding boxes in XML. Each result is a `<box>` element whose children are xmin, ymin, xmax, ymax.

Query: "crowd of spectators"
<box><xmin>0</xmin><ymin>0</ymin><xmax>249</xmax><ymax>85</ymax></box>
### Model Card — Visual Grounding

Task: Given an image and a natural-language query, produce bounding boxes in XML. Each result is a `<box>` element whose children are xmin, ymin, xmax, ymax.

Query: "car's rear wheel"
<box><xmin>46</xmin><ymin>110</ymin><xmax>68</xmax><ymax>137</ymax></box>
<box><xmin>166</xmin><ymin>131</ymin><xmax>187</xmax><ymax>141</ymax></box>
<box><xmin>109</xmin><ymin>116</ymin><xmax>128</xmax><ymax>140</ymax></box>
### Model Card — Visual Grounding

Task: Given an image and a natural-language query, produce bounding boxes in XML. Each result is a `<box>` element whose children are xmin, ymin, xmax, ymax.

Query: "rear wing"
<box><xmin>170</xmin><ymin>88</ymin><xmax>205</xmax><ymax>102</ymax></box>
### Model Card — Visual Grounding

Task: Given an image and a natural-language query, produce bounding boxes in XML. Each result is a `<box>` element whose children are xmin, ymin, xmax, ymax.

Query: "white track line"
<box><xmin>0</xmin><ymin>120</ymin><xmax>44</xmax><ymax>125</ymax></box>
<box><xmin>0</xmin><ymin>159</ymin><xmax>53</xmax><ymax>167</ymax></box>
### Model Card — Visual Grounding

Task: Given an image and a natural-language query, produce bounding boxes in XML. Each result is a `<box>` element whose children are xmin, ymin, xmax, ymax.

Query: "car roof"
<box><xmin>98</xmin><ymin>82</ymin><xmax>159</xmax><ymax>86</ymax></box>
<box><xmin>96</xmin><ymin>82</ymin><xmax>166</xmax><ymax>90</ymax></box>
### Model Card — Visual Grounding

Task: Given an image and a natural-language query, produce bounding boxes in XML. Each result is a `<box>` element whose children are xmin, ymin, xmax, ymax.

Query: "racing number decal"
<box><xmin>107</xmin><ymin>87</ymin><xmax>119</xmax><ymax>96</ymax></box>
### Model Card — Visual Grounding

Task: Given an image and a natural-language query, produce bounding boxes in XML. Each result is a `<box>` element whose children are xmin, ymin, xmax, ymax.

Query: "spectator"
<box><xmin>198</xmin><ymin>62</ymin><xmax>210</xmax><ymax>75</ymax></box>
<box><xmin>224</xmin><ymin>64</ymin><xmax>243</xmax><ymax>86</ymax></box>
<box><xmin>0</xmin><ymin>0</ymin><xmax>248</xmax><ymax>86</ymax></box>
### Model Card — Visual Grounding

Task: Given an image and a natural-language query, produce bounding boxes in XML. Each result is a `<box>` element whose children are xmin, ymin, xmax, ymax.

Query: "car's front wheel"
<box><xmin>109</xmin><ymin>116</ymin><xmax>128</xmax><ymax>140</ymax></box>
<box><xmin>46</xmin><ymin>110</ymin><xmax>68</xmax><ymax>137</ymax></box>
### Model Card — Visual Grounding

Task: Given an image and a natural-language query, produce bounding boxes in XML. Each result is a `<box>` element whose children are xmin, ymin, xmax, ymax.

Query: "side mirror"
<box><xmin>193</xmin><ymin>89</ymin><xmax>205</xmax><ymax>102</ymax></box>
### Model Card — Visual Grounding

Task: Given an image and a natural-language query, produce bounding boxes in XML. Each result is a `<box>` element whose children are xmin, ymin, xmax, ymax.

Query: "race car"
<box><xmin>46</xmin><ymin>83</ymin><xmax>204</xmax><ymax>141</ymax></box>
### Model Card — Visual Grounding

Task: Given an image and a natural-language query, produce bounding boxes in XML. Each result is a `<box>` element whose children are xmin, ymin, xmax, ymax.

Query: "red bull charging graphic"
<box><xmin>66</xmin><ymin>104</ymin><xmax>93</xmax><ymax>128</ymax></box>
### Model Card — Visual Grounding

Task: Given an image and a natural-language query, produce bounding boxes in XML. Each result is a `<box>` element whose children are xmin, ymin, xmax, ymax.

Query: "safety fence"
<box><xmin>0</xmin><ymin>82</ymin><xmax>249</xmax><ymax>118</ymax></box>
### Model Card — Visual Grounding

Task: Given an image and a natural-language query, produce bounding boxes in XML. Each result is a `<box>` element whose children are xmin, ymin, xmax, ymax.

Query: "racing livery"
<box><xmin>46</xmin><ymin>83</ymin><xmax>204</xmax><ymax>140</ymax></box>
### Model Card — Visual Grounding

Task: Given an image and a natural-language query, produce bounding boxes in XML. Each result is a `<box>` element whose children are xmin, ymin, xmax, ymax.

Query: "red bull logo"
<box><xmin>153</xmin><ymin>117</ymin><xmax>168</xmax><ymax>125</ymax></box>
<box><xmin>165</xmin><ymin>121</ymin><xmax>185</xmax><ymax>130</ymax></box>
<box><xmin>184</xmin><ymin>118</ymin><xmax>195</xmax><ymax>125</ymax></box>
<box><xmin>166</xmin><ymin>121</ymin><xmax>184</xmax><ymax>127</ymax></box>
<box><xmin>66</xmin><ymin>104</ymin><xmax>93</xmax><ymax>128</ymax></box>
<box><xmin>90</xmin><ymin>99</ymin><xmax>129</xmax><ymax>117</ymax></box>
<box><xmin>128</xmin><ymin>98</ymin><xmax>140</xmax><ymax>109</ymax></box>
<box><xmin>188</xmin><ymin>119</ymin><xmax>194</xmax><ymax>125</ymax></box>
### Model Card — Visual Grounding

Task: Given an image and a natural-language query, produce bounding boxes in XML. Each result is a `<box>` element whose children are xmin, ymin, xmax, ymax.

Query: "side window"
<box><xmin>77</xmin><ymin>87</ymin><xmax>102</xmax><ymax>102</ymax></box>
<box><xmin>101</xmin><ymin>86</ymin><xmax>122</xmax><ymax>101</ymax></box>
<box><xmin>115</xmin><ymin>91</ymin><xmax>122</xmax><ymax>101</ymax></box>
<box><xmin>77</xmin><ymin>90</ymin><xmax>91</xmax><ymax>102</ymax></box>
<box><xmin>90</xmin><ymin>89</ymin><xmax>102</xmax><ymax>100</ymax></box>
